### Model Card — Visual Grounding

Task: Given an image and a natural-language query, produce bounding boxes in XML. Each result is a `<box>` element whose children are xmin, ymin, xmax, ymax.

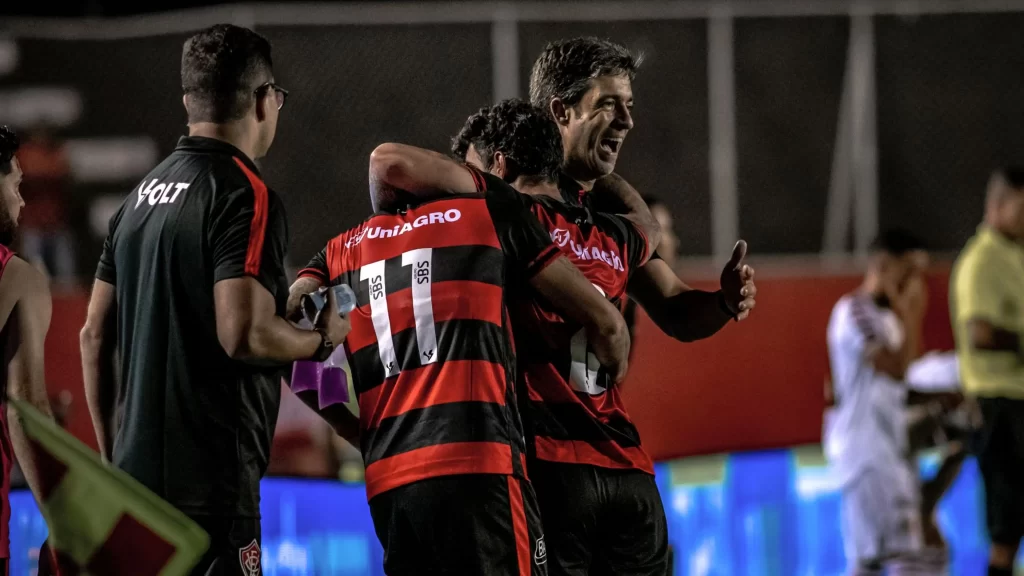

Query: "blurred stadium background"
<box><xmin>2</xmin><ymin>0</ymin><xmax>1023</xmax><ymax>574</ymax></box>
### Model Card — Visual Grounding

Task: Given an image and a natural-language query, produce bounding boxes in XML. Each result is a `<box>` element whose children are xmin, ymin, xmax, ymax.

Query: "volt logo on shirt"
<box><xmin>135</xmin><ymin>179</ymin><xmax>189</xmax><ymax>209</ymax></box>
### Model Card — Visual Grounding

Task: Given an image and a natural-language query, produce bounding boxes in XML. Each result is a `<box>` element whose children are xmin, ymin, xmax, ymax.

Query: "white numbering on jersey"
<box><xmin>568</xmin><ymin>283</ymin><xmax>608</xmax><ymax>395</ymax></box>
<box><xmin>361</xmin><ymin>260</ymin><xmax>398</xmax><ymax>376</ymax></box>
<box><xmin>402</xmin><ymin>248</ymin><xmax>437</xmax><ymax>365</ymax></box>
<box><xmin>360</xmin><ymin>248</ymin><xmax>437</xmax><ymax>377</ymax></box>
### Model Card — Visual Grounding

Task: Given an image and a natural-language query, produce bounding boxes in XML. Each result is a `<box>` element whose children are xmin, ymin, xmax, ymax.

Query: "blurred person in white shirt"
<box><xmin>824</xmin><ymin>229</ymin><xmax>967</xmax><ymax>575</ymax></box>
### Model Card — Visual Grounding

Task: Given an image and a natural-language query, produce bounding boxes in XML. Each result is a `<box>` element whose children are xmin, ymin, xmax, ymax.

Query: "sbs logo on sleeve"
<box><xmin>346</xmin><ymin>209</ymin><xmax>461</xmax><ymax>248</ymax></box>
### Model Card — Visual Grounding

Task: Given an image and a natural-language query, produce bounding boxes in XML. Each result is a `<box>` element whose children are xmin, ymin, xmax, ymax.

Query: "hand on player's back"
<box><xmin>720</xmin><ymin>240</ymin><xmax>757</xmax><ymax>321</ymax></box>
<box><xmin>317</xmin><ymin>288</ymin><xmax>352</xmax><ymax>345</ymax></box>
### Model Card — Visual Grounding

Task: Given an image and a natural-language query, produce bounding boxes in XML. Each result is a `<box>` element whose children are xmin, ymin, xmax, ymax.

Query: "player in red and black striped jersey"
<box><xmin>522</xmin><ymin>37</ymin><xmax>759</xmax><ymax>574</ymax></box>
<box><xmin>446</xmin><ymin>97</ymin><xmax>670</xmax><ymax>575</ymax></box>
<box><xmin>290</xmin><ymin>147</ymin><xmax>630</xmax><ymax>576</ymax></box>
<box><xmin>373</xmin><ymin>97</ymin><xmax>674</xmax><ymax>574</ymax></box>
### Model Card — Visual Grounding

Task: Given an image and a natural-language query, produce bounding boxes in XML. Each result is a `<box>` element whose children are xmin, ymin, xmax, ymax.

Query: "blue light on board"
<box><xmin>6</xmin><ymin>451</ymin><xmax>1021</xmax><ymax>575</ymax></box>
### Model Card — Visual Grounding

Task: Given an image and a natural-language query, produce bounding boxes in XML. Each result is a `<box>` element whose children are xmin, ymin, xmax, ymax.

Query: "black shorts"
<box><xmin>369</xmin><ymin>474</ymin><xmax>547</xmax><ymax>576</ymax></box>
<box><xmin>37</xmin><ymin>518</ymin><xmax>261</xmax><ymax>576</ymax></box>
<box><xmin>972</xmin><ymin>397</ymin><xmax>1024</xmax><ymax>546</ymax></box>
<box><xmin>188</xmin><ymin>517</ymin><xmax>263</xmax><ymax>576</ymax></box>
<box><xmin>529</xmin><ymin>460</ymin><xmax>669</xmax><ymax>576</ymax></box>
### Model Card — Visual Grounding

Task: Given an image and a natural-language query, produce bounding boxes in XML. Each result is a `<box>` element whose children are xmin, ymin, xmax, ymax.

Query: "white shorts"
<box><xmin>841</xmin><ymin>465</ymin><xmax>923</xmax><ymax>565</ymax></box>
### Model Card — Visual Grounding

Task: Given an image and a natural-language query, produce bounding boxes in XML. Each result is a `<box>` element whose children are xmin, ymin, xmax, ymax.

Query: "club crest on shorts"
<box><xmin>239</xmin><ymin>539</ymin><xmax>262</xmax><ymax>576</ymax></box>
<box><xmin>534</xmin><ymin>535</ymin><xmax>547</xmax><ymax>565</ymax></box>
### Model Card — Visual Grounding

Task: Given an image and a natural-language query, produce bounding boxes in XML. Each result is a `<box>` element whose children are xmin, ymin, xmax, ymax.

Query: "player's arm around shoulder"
<box><xmin>592</xmin><ymin>173</ymin><xmax>661</xmax><ymax>258</ymax></box>
<box><xmin>368</xmin><ymin>143</ymin><xmax>481</xmax><ymax>212</ymax></box>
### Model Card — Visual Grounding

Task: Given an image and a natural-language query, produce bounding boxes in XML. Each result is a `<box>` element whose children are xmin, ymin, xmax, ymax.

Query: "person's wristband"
<box><xmin>312</xmin><ymin>327</ymin><xmax>334</xmax><ymax>362</ymax></box>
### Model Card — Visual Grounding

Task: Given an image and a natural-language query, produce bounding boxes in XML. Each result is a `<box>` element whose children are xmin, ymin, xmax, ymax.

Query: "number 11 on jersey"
<box><xmin>404</xmin><ymin>248</ymin><xmax>437</xmax><ymax>365</ymax></box>
<box><xmin>361</xmin><ymin>248</ymin><xmax>438</xmax><ymax>378</ymax></box>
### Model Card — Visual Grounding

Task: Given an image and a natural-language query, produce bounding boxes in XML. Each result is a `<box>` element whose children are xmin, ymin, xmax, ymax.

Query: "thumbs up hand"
<box><xmin>720</xmin><ymin>240</ymin><xmax>757</xmax><ymax>321</ymax></box>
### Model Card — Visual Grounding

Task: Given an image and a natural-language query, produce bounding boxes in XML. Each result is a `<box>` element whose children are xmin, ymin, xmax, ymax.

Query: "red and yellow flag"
<box><xmin>11</xmin><ymin>398</ymin><xmax>209</xmax><ymax>575</ymax></box>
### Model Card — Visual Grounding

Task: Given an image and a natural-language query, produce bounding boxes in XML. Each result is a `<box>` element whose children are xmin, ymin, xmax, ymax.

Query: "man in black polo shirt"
<box><xmin>78</xmin><ymin>24</ymin><xmax>349</xmax><ymax>576</ymax></box>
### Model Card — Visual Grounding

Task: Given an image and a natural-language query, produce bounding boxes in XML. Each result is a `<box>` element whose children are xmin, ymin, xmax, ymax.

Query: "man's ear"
<box><xmin>550</xmin><ymin>98</ymin><xmax>570</xmax><ymax>127</ymax></box>
<box><xmin>254</xmin><ymin>92</ymin><xmax>269</xmax><ymax>122</ymax></box>
<box><xmin>492</xmin><ymin>151</ymin><xmax>508</xmax><ymax>179</ymax></box>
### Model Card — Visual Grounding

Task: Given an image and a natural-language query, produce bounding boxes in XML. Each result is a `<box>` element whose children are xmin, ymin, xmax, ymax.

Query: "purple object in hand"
<box><xmin>290</xmin><ymin>360</ymin><xmax>323</xmax><ymax>394</ymax></box>
<box><xmin>319</xmin><ymin>366</ymin><xmax>350</xmax><ymax>407</ymax></box>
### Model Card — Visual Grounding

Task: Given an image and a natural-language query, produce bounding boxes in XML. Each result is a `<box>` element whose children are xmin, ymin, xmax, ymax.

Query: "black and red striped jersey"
<box><xmin>299</xmin><ymin>169</ymin><xmax>560</xmax><ymax>500</ymax></box>
<box><xmin>511</xmin><ymin>173</ymin><xmax>655</xmax><ymax>474</ymax></box>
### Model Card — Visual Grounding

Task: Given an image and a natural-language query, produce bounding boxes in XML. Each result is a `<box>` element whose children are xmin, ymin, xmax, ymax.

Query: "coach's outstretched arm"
<box><xmin>589</xmin><ymin>175</ymin><xmax>755</xmax><ymax>342</ymax></box>
<box><xmin>369</xmin><ymin>143</ymin><xmax>479</xmax><ymax>212</ymax></box>
<box><xmin>628</xmin><ymin>241</ymin><xmax>756</xmax><ymax>343</ymax></box>
<box><xmin>3</xmin><ymin>258</ymin><xmax>57</xmax><ymax>505</ymax></box>
<box><xmin>215</xmin><ymin>279</ymin><xmax>350</xmax><ymax>364</ymax></box>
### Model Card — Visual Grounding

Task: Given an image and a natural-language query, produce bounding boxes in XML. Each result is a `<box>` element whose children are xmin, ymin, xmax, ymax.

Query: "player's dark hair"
<box><xmin>992</xmin><ymin>166</ymin><xmax>1024</xmax><ymax>190</ymax></box>
<box><xmin>870</xmin><ymin>228</ymin><xmax>926</xmax><ymax>256</ymax></box>
<box><xmin>450</xmin><ymin>98</ymin><xmax>563</xmax><ymax>184</ymax></box>
<box><xmin>0</xmin><ymin>126</ymin><xmax>19</xmax><ymax>176</ymax></box>
<box><xmin>181</xmin><ymin>24</ymin><xmax>274</xmax><ymax>123</ymax></box>
<box><xmin>529</xmin><ymin>37</ymin><xmax>641</xmax><ymax>109</ymax></box>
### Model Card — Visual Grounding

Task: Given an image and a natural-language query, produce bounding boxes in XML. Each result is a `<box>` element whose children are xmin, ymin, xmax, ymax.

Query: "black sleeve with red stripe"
<box><xmin>209</xmin><ymin>182</ymin><xmax>288</xmax><ymax>299</ymax></box>
<box><xmin>297</xmin><ymin>246</ymin><xmax>329</xmax><ymax>284</ymax></box>
<box><xmin>477</xmin><ymin>170</ymin><xmax>560</xmax><ymax>279</ymax></box>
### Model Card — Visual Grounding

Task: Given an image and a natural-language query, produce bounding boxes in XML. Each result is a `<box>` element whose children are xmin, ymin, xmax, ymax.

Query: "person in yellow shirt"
<box><xmin>951</xmin><ymin>166</ymin><xmax>1024</xmax><ymax>576</ymax></box>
